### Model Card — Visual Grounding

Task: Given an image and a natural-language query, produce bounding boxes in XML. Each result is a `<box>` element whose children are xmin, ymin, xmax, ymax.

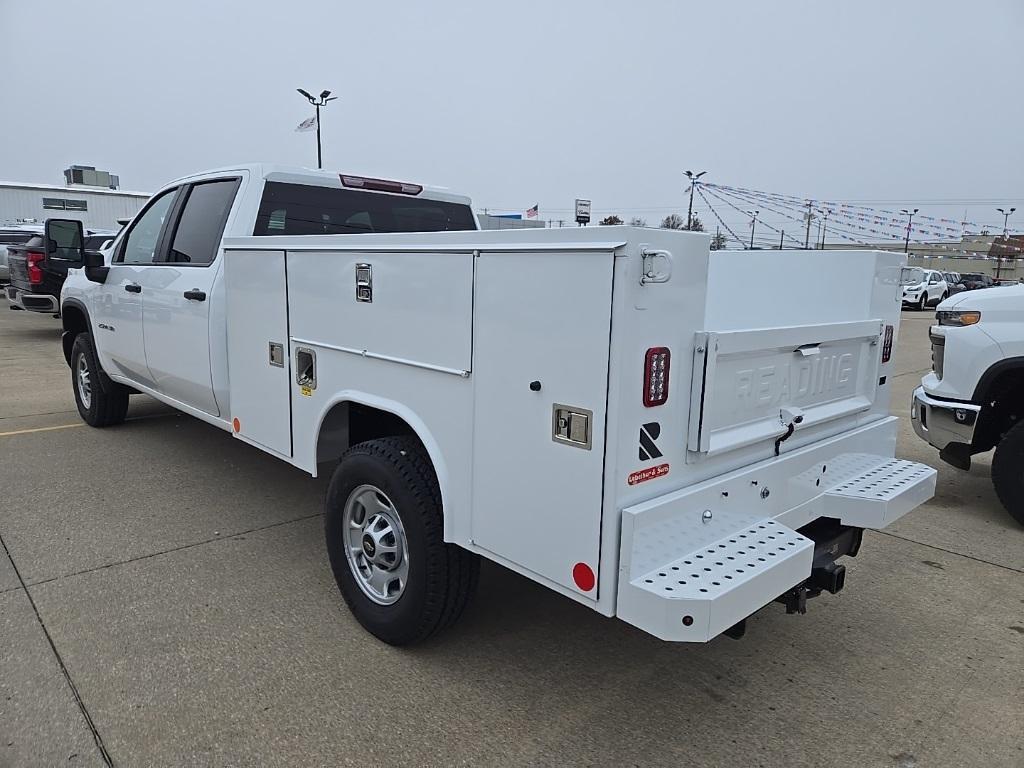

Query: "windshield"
<box><xmin>900</xmin><ymin>267</ymin><xmax>925</xmax><ymax>286</ymax></box>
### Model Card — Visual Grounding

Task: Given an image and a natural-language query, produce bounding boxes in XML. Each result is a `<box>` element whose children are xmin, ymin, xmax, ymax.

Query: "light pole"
<box><xmin>901</xmin><ymin>208</ymin><xmax>919</xmax><ymax>254</ymax></box>
<box><xmin>820</xmin><ymin>208</ymin><xmax>833</xmax><ymax>249</ymax></box>
<box><xmin>684</xmin><ymin>170</ymin><xmax>706</xmax><ymax>231</ymax></box>
<box><xmin>996</xmin><ymin>207</ymin><xmax>1016</xmax><ymax>280</ymax></box>
<box><xmin>997</xmin><ymin>207</ymin><xmax>1016</xmax><ymax>237</ymax></box>
<box><xmin>748</xmin><ymin>210</ymin><xmax>759</xmax><ymax>250</ymax></box>
<box><xmin>297</xmin><ymin>88</ymin><xmax>337</xmax><ymax>169</ymax></box>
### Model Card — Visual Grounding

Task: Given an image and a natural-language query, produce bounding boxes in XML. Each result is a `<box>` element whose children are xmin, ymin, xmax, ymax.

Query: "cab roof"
<box><xmin>166</xmin><ymin>163</ymin><xmax>473</xmax><ymax>207</ymax></box>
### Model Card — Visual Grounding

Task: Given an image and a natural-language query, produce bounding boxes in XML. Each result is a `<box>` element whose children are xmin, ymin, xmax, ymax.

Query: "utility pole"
<box><xmin>779</xmin><ymin>230</ymin><xmax>784</xmax><ymax>249</ymax></box>
<box><xmin>684</xmin><ymin>170</ymin><xmax>707</xmax><ymax>230</ymax></box>
<box><xmin>820</xmin><ymin>208</ymin><xmax>833</xmax><ymax>249</ymax></box>
<box><xmin>901</xmin><ymin>208</ymin><xmax>919</xmax><ymax>254</ymax></box>
<box><xmin>803</xmin><ymin>201</ymin><xmax>815</xmax><ymax>249</ymax></box>
<box><xmin>296</xmin><ymin>88</ymin><xmax>337</xmax><ymax>169</ymax></box>
<box><xmin>748</xmin><ymin>210</ymin><xmax>759</xmax><ymax>250</ymax></box>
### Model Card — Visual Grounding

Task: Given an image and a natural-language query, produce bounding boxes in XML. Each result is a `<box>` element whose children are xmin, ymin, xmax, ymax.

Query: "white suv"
<box><xmin>901</xmin><ymin>267</ymin><xmax>948</xmax><ymax>310</ymax></box>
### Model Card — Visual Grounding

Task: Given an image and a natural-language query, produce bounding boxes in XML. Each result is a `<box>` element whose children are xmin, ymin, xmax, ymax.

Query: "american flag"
<box><xmin>525</xmin><ymin>204</ymin><xmax>539</xmax><ymax>219</ymax></box>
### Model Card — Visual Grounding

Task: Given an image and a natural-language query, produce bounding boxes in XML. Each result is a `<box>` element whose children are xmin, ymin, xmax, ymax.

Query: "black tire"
<box><xmin>992</xmin><ymin>420</ymin><xmax>1024</xmax><ymax>526</ymax></box>
<box><xmin>918</xmin><ymin>293</ymin><xmax>927</xmax><ymax>311</ymax></box>
<box><xmin>70</xmin><ymin>332</ymin><xmax>129</xmax><ymax>427</ymax></box>
<box><xmin>324</xmin><ymin>436</ymin><xmax>479</xmax><ymax>645</ymax></box>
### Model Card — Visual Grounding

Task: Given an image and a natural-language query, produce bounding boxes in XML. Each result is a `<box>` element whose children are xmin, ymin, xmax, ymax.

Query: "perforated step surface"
<box><xmin>634</xmin><ymin>518</ymin><xmax>812</xmax><ymax>600</ymax></box>
<box><xmin>822</xmin><ymin>455</ymin><xmax>936</xmax><ymax>527</ymax></box>
<box><xmin>828</xmin><ymin>458</ymin><xmax>934</xmax><ymax>501</ymax></box>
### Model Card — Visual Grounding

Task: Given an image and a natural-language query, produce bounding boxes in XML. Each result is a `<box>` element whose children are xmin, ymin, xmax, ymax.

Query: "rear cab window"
<box><xmin>253</xmin><ymin>182</ymin><xmax>476</xmax><ymax>236</ymax></box>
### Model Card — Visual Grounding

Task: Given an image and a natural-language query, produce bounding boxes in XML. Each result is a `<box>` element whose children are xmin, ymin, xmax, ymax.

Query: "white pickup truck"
<box><xmin>912</xmin><ymin>285</ymin><xmax>1024</xmax><ymax>525</ymax></box>
<box><xmin>59</xmin><ymin>163</ymin><xmax>936</xmax><ymax>646</ymax></box>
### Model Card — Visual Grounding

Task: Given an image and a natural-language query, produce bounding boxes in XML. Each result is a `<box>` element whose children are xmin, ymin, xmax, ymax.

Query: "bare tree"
<box><xmin>627</xmin><ymin>217</ymin><xmax>647</xmax><ymax>227</ymax></box>
<box><xmin>661</xmin><ymin>213</ymin><xmax>685</xmax><ymax>230</ymax></box>
<box><xmin>599</xmin><ymin>215</ymin><xmax>623</xmax><ymax>225</ymax></box>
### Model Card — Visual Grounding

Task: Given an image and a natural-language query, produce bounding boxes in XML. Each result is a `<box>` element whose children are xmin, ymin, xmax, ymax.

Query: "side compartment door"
<box><xmin>93</xmin><ymin>188</ymin><xmax>179</xmax><ymax>387</ymax></box>
<box><xmin>471</xmin><ymin>250</ymin><xmax>614</xmax><ymax>596</ymax></box>
<box><xmin>143</xmin><ymin>178</ymin><xmax>241</xmax><ymax>416</ymax></box>
<box><xmin>224</xmin><ymin>249</ymin><xmax>292</xmax><ymax>456</ymax></box>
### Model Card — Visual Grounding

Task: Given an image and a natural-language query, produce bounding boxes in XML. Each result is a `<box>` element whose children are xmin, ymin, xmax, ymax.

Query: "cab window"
<box><xmin>164</xmin><ymin>179</ymin><xmax>240</xmax><ymax>266</ymax></box>
<box><xmin>118</xmin><ymin>190</ymin><xmax>177</xmax><ymax>264</ymax></box>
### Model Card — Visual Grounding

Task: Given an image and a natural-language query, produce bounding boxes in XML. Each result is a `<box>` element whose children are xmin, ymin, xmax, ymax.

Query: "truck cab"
<box><xmin>61</xmin><ymin>164</ymin><xmax>478</xmax><ymax>417</ymax></box>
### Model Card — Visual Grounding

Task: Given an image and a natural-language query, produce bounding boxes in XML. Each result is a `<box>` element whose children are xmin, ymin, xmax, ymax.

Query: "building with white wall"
<box><xmin>0</xmin><ymin>180</ymin><xmax>150</xmax><ymax>230</ymax></box>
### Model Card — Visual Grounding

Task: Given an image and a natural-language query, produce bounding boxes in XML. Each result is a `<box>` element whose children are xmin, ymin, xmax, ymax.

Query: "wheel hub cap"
<box><xmin>76</xmin><ymin>355</ymin><xmax>92</xmax><ymax>409</ymax></box>
<box><xmin>342</xmin><ymin>485</ymin><xmax>409</xmax><ymax>605</ymax></box>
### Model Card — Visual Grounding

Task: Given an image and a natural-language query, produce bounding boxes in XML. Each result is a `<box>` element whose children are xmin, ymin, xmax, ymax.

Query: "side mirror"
<box><xmin>44</xmin><ymin>218</ymin><xmax>85</xmax><ymax>263</ymax></box>
<box><xmin>83</xmin><ymin>250</ymin><xmax>109</xmax><ymax>284</ymax></box>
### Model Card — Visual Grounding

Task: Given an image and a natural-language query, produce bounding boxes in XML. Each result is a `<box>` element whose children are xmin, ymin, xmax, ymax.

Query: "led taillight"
<box><xmin>26</xmin><ymin>251</ymin><xmax>45</xmax><ymax>284</ymax></box>
<box><xmin>643</xmin><ymin>347</ymin><xmax>670</xmax><ymax>407</ymax></box>
<box><xmin>881</xmin><ymin>325</ymin><xmax>894</xmax><ymax>363</ymax></box>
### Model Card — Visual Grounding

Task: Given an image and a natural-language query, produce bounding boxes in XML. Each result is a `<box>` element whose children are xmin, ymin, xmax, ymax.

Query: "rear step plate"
<box><xmin>816</xmin><ymin>454</ymin><xmax>936</xmax><ymax>527</ymax></box>
<box><xmin>618</xmin><ymin>519</ymin><xmax>813</xmax><ymax>642</ymax></box>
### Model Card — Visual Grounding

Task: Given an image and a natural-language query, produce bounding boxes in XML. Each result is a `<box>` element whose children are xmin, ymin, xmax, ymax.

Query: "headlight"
<box><xmin>937</xmin><ymin>310</ymin><xmax>981</xmax><ymax>326</ymax></box>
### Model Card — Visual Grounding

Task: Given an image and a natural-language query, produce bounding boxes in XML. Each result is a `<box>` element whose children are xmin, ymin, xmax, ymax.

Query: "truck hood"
<box><xmin>940</xmin><ymin>284</ymin><xmax>1024</xmax><ymax>311</ymax></box>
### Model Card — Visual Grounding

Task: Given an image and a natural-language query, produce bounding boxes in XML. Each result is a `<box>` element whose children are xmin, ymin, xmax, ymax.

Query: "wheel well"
<box><xmin>973</xmin><ymin>366</ymin><xmax>1024</xmax><ymax>452</ymax></box>
<box><xmin>315</xmin><ymin>401</ymin><xmax>424</xmax><ymax>466</ymax></box>
<box><xmin>61</xmin><ymin>304</ymin><xmax>89</xmax><ymax>366</ymax></box>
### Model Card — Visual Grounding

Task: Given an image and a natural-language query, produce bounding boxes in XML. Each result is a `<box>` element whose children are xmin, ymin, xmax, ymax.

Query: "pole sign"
<box><xmin>575</xmin><ymin>199</ymin><xmax>591</xmax><ymax>225</ymax></box>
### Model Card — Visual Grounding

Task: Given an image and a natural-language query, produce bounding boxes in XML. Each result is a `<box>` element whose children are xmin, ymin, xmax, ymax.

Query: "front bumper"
<box><xmin>911</xmin><ymin>386</ymin><xmax>979</xmax><ymax>451</ymax></box>
<box><xmin>5</xmin><ymin>285</ymin><xmax>58</xmax><ymax>313</ymax></box>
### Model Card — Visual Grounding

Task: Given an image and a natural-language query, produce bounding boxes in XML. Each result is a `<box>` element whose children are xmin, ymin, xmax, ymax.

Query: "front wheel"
<box><xmin>324</xmin><ymin>436</ymin><xmax>479</xmax><ymax>645</ymax></box>
<box><xmin>71</xmin><ymin>332</ymin><xmax>129</xmax><ymax>427</ymax></box>
<box><xmin>918</xmin><ymin>293</ymin><xmax>928</xmax><ymax>311</ymax></box>
<box><xmin>992</xmin><ymin>420</ymin><xmax>1024</xmax><ymax>526</ymax></box>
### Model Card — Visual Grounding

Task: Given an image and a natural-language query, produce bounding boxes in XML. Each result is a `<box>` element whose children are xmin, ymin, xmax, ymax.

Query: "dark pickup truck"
<box><xmin>5</xmin><ymin>224</ymin><xmax>115</xmax><ymax>315</ymax></box>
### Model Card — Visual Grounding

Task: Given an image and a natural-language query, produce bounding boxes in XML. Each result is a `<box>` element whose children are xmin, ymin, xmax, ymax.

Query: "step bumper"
<box><xmin>616</xmin><ymin>446</ymin><xmax>936</xmax><ymax>642</ymax></box>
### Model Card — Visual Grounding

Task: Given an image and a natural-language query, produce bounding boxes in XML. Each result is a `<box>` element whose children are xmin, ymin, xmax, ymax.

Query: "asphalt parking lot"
<box><xmin>1</xmin><ymin>307</ymin><xmax>1021</xmax><ymax>768</ymax></box>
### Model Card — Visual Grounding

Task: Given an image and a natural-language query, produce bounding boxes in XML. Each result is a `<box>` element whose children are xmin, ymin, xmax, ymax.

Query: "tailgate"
<box><xmin>687</xmin><ymin>320</ymin><xmax>883</xmax><ymax>457</ymax></box>
<box><xmin>6</xmin><ymin>248</ymin><xmax>30</xmax><ymax>290</ymax></box>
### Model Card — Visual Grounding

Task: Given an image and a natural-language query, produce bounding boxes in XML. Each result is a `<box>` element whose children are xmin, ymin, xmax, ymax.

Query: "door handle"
<box><xmin>124</xmin><ymin>283</ymin><xmax>142</xmax><ymax>293</ymax></box>
<box><xmin>183</xmin><ymin>289</ymin><xmax>206</xmax><ymax>301</ymax></box>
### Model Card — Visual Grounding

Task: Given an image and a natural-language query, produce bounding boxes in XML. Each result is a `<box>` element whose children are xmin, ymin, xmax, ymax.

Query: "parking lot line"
<box><xmin>0</xmin><ymin>422</ymin><xmax>85</xmax><ymax>438</ymax></box>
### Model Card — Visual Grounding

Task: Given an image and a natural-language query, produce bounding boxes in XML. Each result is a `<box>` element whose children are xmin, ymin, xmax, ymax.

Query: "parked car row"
<box><xmin>901</xmin><ymin>267</ymin><xmax>1011</xmax><ymax>310</ymax></box>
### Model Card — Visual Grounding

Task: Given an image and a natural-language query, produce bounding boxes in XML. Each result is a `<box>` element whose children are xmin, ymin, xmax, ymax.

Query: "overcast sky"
<box><xmin>1</xmin><ymin>0</ymin><xmax>1021</xmax><ymax>242</ymax></box>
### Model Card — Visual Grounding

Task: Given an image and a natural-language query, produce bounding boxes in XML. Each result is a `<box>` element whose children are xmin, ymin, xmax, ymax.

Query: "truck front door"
<box><xmin>143</xmin><ymin>178</ymin><xmax>240</xmax><ymax>417</ymax></box>
<box><xmin>93</xmin><ymin>188</ymin><xmax>178</xmax><ymax>388</ymax></box>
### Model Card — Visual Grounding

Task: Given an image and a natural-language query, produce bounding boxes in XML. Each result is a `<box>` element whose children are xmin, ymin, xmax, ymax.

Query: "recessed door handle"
<box><xmin>124</xmin><ymin>283</ymin><xmax>142</xmax><ymax>293</ymax></box>
<box><xmin>183</xmin><ymin>289</ymin><xmax>206</xmax><ymax>301</ymax></box>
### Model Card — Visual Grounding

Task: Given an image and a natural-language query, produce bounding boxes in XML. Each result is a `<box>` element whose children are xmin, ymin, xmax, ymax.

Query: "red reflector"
<box><xmin>340</xmin><ymin>174</ymin><xmax>422</xmax><ymax>196</ymax></box>
<box><xmin>643</xmin><ymin>347</ymin><xmax>670</xmax><ymax>407</ymax></box>
<box><xmin>572</xmin><ymin>562</ymin><xmax>595</xmax><ymax>592</ymax></box>
<box><xmin>26</xmin><ymin>251</ymin><xmax>45</xmax><ymax>284</ymax></box>
<box><xmin>882</xmin><ymin>325</ymin><xmax>894</xmax><ymax>363</ymax></box>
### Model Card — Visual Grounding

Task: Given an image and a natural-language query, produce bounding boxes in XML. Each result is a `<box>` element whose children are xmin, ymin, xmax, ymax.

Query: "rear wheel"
<box><xmin>324</xmin><ymin>436</ymin><xmax>479</xmax><ymax>645</ymax></box>
<box><xmin>991</xmin><ymin>420</ymin><xmax>1024</xmax><ymax>526</ymax></box>
<box><xmin>71</xmin><ymin>332</ymin><xmax>129</xmax><ymax>427</ymax></box>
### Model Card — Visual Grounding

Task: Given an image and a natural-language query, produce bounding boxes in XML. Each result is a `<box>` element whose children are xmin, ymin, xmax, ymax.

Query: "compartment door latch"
<box><xmin>552</xmin><ymin>404</ymin><xmax>593</xmax><ymax>450</ymax></box>
<box><xmin>355</xmin><ymin>263</ymin><xmax>372</xmax><ymax>302</ymax></box>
